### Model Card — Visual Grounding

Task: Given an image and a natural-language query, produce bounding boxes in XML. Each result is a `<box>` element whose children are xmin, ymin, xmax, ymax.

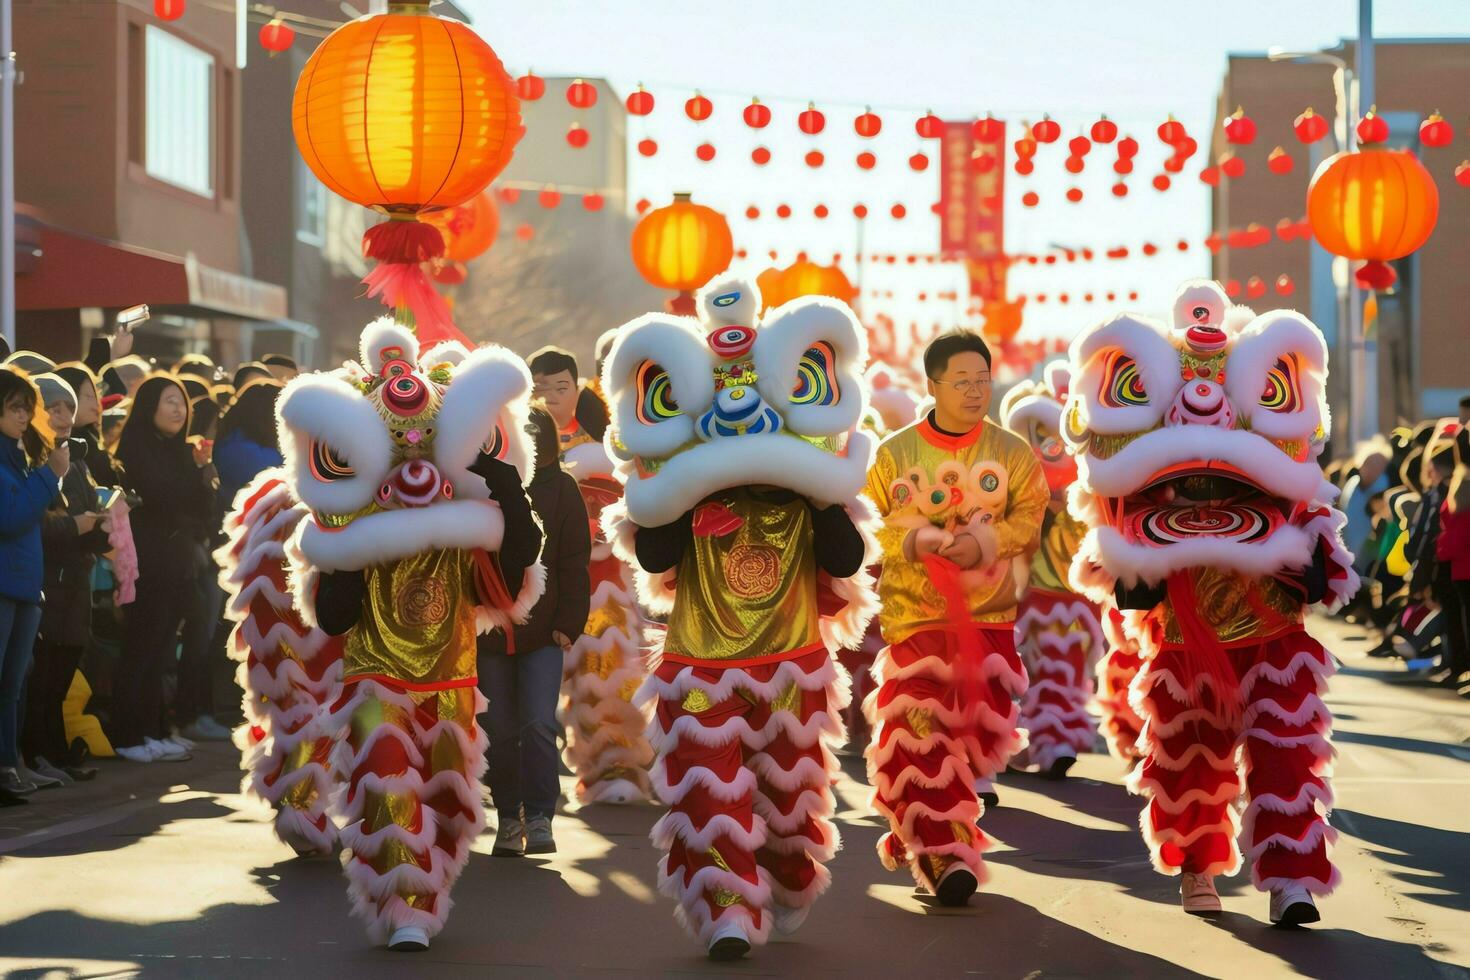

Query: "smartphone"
<box><xmin>109</xmin><ymin>304</ymin><xmax>150</xmax><ymax>337</ymax></box>
<box><xmin>67</xmin><ymin>436</ymin><xmax>89</xmax><ymax>457</ymax></box>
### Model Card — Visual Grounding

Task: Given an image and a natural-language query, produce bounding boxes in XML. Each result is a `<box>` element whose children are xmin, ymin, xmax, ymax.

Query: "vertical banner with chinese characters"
<box><xmin>939</xmin><ymin>120</ymin><xmax>1007</xmax><ymax>302</ymax></box>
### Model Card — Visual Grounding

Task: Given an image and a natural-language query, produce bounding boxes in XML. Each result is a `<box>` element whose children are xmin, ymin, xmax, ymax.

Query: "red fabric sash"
<box><xmin>921</xmin><ymin>553</ymin><xmax>986</xmax><ymax>709</ymax></box>
<box><xmin>472</xmin><ymin>549</ymin><xmax>516</xmax><ymax>655</ymax></box>
<box><xmin>1164</xmin><ymin>572</ymin><xmax>1241</xmax><ymax>720</ymax></box>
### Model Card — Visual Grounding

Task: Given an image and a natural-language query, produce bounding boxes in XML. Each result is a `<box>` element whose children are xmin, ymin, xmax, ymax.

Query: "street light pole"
<box><xmin>1</xmin><ymin>0</ymin><xmax>14</xmax><ymax>350</ymax></box>
<box><xmin>1354</xmin><ymin>0</ymin><xmax>1376</xmax><ymax>445</ymax></box>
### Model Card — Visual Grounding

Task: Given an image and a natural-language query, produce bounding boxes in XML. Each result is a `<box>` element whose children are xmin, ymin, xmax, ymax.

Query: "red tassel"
<box><xmin>362</xmin><ymin>219</ymin><xmax>445</xmax><ymax>264</ymax></box>
<box><xmin>471</xmin><ymin>548</ymin><xmax>516</xmax><ymax>654</ymax></box>
<box><xmin>1164</xmin><ymin>573</ymin><xmax>1241</xmax><ymax>720</ymax></box>
<box><xmin>921</xmin><ymin>553</ymin><xmax>987</xmax><ymax>710</ymax></box>
<box><xmin>361</xmin><ymin>260</ymin><xmax>469</xmax><ymax>347</ymax></box>
<box><xmin>1354</xmin><ymin>259</ymin><xmax>1396</xmax><ymax>291</ymax></box>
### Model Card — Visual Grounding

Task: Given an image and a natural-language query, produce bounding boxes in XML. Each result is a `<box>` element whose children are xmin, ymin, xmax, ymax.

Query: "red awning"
<box><xmin>15</xmin><ymin>208</ymin><xmax>287</xmax><ymax>321</ymax></box>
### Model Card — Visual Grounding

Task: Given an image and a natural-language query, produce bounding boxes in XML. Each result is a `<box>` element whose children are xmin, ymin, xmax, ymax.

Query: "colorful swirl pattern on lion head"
<box><xmin>601</xmin><ymin>273</ymin><xmax>875</xmax><ymax>527</ymax></box>
<box><xmin>1061</xmin><ymin>279</ymin><xmax>1349</xmax><ymax>598</ymax></box>
<box><xmin>1000</xmin><ymin>359</ymin><xmax>1077</xmax><ymax>497</ymax></box>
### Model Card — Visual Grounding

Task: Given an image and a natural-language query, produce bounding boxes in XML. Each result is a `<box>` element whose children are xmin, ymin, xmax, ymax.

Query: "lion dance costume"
<box><xmin>863</xmin><ymin>384</ymin><xmax>1048</xmax><ymax>900</ymax></box>
<box><xmin>1063</xmin><ymin>280</ymin><xmax>1356</xmax><ymax>924</ymax></box>
<box><xmin>1000</xmin><ymin>361</ymin><xmax>1105</xmax><ymax>778</ymax></box>
<box><xmin>559</xmin><ymin>396</ymin><xmax>655</xmax><ymax>805</ymax></box>
<box><xmin>603</xmin><ymin>276</ymin><xmax>877</xmax><ymax>959</ymax></box>
<box><xmin>268</xmin><ymin>321</ymin><xmax>543</xmax><ymax>951</ymax></box>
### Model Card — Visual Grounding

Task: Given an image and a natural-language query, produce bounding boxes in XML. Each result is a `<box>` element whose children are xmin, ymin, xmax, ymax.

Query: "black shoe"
<box><xmin>1040</xmin><ymin>756</ymin><xmax>1076</xmax><ymax>781</ymax></box>
<box><xmin>707</xmin><ymin>935</ymin><xmax>750</xmax><ymax>961</ymax></box>
<box><xmin>936</xmin><ymin>867</ymin><xmax>978</xmax><ymax>907</ymax></box>
<box><xmin>62</xmin><ymin>764</ymin><xmax>98</xmax><ymax>782</ymax></box>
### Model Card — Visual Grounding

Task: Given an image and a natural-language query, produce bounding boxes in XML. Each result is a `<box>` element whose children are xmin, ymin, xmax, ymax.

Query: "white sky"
<box><xmin>461</xmin><ymin>0</ymin><xmax>1469</xmax><ymax>340</ymax></box>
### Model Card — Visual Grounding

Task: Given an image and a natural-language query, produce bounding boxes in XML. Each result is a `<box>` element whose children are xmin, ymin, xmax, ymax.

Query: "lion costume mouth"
<box><xmin>1104</xmin><ymin>460</ymin><xmax>1293</xmax><ymax>549</ymax></box>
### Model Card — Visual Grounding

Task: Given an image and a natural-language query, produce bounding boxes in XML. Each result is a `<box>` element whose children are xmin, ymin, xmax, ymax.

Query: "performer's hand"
<box><xmin>904</xmin><ymin>524</ymin><xmax>951</xmax><ymax>561</ymax></box>
<box><xmin>946</xmin><ymin>520</ymin><xmax>997</xmax><ymax>569</ymax></box>
<box><xmin>552</xmin><ymin>630</ymin><xmax>575</xmax><ymax>652</ymax></box>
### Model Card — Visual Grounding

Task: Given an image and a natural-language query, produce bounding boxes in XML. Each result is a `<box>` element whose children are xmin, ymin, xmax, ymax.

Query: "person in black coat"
<box><xmin>22</xmin><ymin>375</ymin><xmax>108</xmax><ymax>781</ymax></box>
<box><xmin>109</xmin><ymin>375</ymin><xmax>215</xmax><ymax>762</ymax></box>
<box><xmin>479</xmin><ymin>406</ymin><xmax>591</xmax><ymax>858</ymax></box>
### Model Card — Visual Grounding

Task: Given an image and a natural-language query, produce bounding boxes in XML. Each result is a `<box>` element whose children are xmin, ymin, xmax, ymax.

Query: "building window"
<box><xmin>295</xmin><ymin>157</ymin><xmax>327</xmax><ymax>246</ymax></box>
<box><xmin>145</xmin><ymin>26</ymin><xmax>214</xmax><ymax>197</ymax></box>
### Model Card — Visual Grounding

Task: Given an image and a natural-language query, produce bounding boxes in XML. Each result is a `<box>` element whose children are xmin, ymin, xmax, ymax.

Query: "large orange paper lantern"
<box><xmin>756</xmin><ymin>267</ymin><xmax>786</xmax><ymax>310</ymax></box>
<box><xmin>630</xmin><ymin>193</ymin><xmax>733</xmax><ymax>314</ymax></box>
<box><xmin>422</xmin><ymin>190</ymin><xmax>500</xmax><ymax>264</ymax></box>
<box><xmin>1307</xmin><ymin>147</ymin><xmax>1439</xmax><ymax>290</ymax></box>
<box><xmin>292</xmin><ymin>1</ymin><xmax>521</xmax><ymax>342</ymax></box>
<box><xmin>772</xmin><ymin>257</ymin><xmax>855</xmax><ymax>307</ymax></box>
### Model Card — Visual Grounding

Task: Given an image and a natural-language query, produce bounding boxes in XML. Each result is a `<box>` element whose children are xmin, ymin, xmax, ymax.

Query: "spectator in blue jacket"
<box><xmin>0</xmin><ymin>367</ymin><xmax>67</xmax><ymax>802</ymax></box>
<box><xmin>212</xmin><ymin>378</ymin><xmax>284</xmax><ymax>510</ymax></box>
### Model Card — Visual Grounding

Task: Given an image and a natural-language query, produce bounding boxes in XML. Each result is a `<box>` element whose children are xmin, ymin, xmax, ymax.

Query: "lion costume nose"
<box><xmin>1166</xmin><ymin>377</ymin><xmax>1235</xmax><ymax>429</ymax></box>
<box><xmin>377</xmin><ymin>459</ymin><xmax>450</xmax><ymax>508</ymax></box>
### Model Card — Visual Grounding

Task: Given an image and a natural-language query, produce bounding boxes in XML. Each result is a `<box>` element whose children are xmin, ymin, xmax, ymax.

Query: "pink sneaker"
<box><xmin>1180</xmin><ymin>872</ymin><xmax>1221</xmax><ymax>916</ymax></box>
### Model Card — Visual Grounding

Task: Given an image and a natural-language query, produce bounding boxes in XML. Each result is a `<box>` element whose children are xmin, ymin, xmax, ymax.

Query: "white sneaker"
<box><xmin>387</xmin><ymin>925</ymin><xmax>429</xmax><ymax>952</ymax></box>
<box><xmin>167</xmin><ymin>733</ymin><xmax>197</xmax><ymax>751</ymax></box>
<box><xmin>115</xmin><ymin>743</ymin><xmax>156</xmax><ymax>763</ymax></box>
<box><xmin>1180</xmin><ymin>872</ymin><xmax>1222</xmax><ymax>915</ymax></box>
<box><xmin>20</xmin><ymin>763</ymin><xmax>63</xmax><ymax>790</ymax></box>
<box><xmin>706</xmin><ymin>918</ymin><xmax>750</xmax><ymax>961</ymax></box>
<box><xmin>145</xmin><ymin>737</ymin><xmax>190</xmax><ymax>762</ymax></box>
<box><xmin>1269</xmin><ymin>883</ymin><xmax>1320</xmax><ymax>926</ymax></box>
<box><xmin>182</xmin><ymin>716</ymin><xmax>232</xmax><ymax>742</ymax></box>
<box><xmin>771</xmin><ymin>903</ymin><xmax>809</xmax><ymax>935</ymax></box>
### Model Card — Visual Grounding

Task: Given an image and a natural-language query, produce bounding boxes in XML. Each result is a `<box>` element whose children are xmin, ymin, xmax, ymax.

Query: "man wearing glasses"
<box><xmin>863</xmin><ymin>331</ymin><xmax>1047</xmax><ymax>906</ymax></box>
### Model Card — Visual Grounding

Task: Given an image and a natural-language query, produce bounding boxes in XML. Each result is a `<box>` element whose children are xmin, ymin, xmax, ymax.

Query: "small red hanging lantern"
<box><xmin>1225</xmin><ymin>279</ymin><xmax>1241</xmax><ymax>297</ymax></box>
<box><xmin>908</xmin><ymin>152</ymin><xmax>929</xmax><ymax>172</ymax></box>
<box><xmin>154</xmin><ymin>0</ymin><xmax>185</xmax><ymax>20</ymax></box>
<box><xmin>1117</xmin><ymin>136</ymin><xmax>1139</xmax><ymax>158</ymax></box>
<box><xmin>1015</xmin><ymin>158</ymin><xmax>1035</xmax><ymax>176</ymax></box>
<box><xmin>515</xmin><ymin>223</ymin><xmax>534</xmax><ymax>241</ymax></box>
<box><xmin>566</xmin><ymin>123</ymin><xmax>589</xmax><ymax>148</ymax></box>
<box><xmin>891</xmin><ymin>203</ymin><xmax>907</xmax><ymax>219</ymax></box>
<box><xmin>1021</xmin><ymin>191</ymin><xmax>1040</xmax><ymax>207</ymax></box>
<box><xmin>1457</xmin><ymin>161</ymin><xmax>1470</xmax><ymax>187</ymax></box>
<box><xmin>1157</xmin><ymin>116</ymin><xmax>1186</xmax><ymax>145</ymax></box>
<box><xmin>1200</xmin><ymin>166</ymin><xmax>1221</xmax><ymax>186</ymax></box>
<box><xmin>856</xmin><ymin>151</ymin><xmax>877</xmax><ymax>170</ymax></box>
<box><xmin>1275</xmin><ymin>274</ymin><xmax>1295</xmax><ymax>296</ymax></box>
<box><xmin>916</xmin><ymin>111</ymin><xmax>944</xmax><ymax>139</ymax></box>
<box><xmin>638</xmin><ymin>138</ymin><xmax>658</xmax><ymax>157</ymax></box>
<box><xmin>635</xmin><ymin>199</ymin><xmax>650</xmax><ymax>215</ymax></box>
<box><xmin>1177</xmin><ymin>239</ymin><xmax>1190</xmax><ymax>251</ymax></box>
<box><xmin>805</xmin><ymin>150</ymin><xmax>824</xmax><ymax>168</ymax></box>
<box><xmin>1220</xmin><ymin>154</ymin><xmax>1246</xmax><ymax>178</ymax></box>
<box><xmin>1294</xmin><ymin>107</ymin><xmax>1329</xmax><ymax>143</ymax></box>
<box><xmin>1174</xmin><ymin>135</ymin><xmax>1199</xmax><ymax>159</ymax></box>
<box><xmin>1064</xmin><ymin>156</ymin><xmax>1084</xmax><ymax>174</ymax></box>
<box><xmin>751</xmin><ymin>146</ymin><xmax>771</xmax><ymax>165</ymax></box>
<box><xmin>259</xmin><ymin>19</ymin><xmax>295</xmax><ymax>53</ymax></box>
<box><xmin>1032</xmin><ymin>116</ymin><xmax>1061</xmax><ymax>143</ymax></box>
<box><xmin>1246</xmin><ymin>276</ymin><xmax>1267</xmax><ymax>299</ymax></box>
<box><xmin>685</xmin><ymin>92</ymin><xmax>713</xmax><ymax>122</ymax></box>
<box><xmin>1153</xmin><ymin>174</ymin><xmax>1171</xmax><ymax>191</ymax></box>
<box><xmin>1142</xmin><ymin>242</ymin><xmax>1159</xmax><ymax>256</ymax></box>
<box><xmin>813</xmin><ymin>204</ymin><xmax>829</xmax><ymax>219</ymax></box>
<box><xmin>855</xmin><ymin>107</ymin><xmax>882</xmax><ymax>138</ymax></box>
<box><xmin>1113</xmin><ymin>158</ymin><xmax>1134</xmax><ymax>175</ymax></box>
<box><xmin>745</xmin><ymin>205</ymin><xmax>760</xmax><ymax>219</ymax></box>
<box><xmin>973</xmin><ymin>114</ymin><xmax>1005</xmax><ymax>142</ymax></box>
<box><xmin>1205</xmin><ymin>232</ymin><xmax>1224</xmax><ymax>253</ymax></box>
<box><xmin>566</xmin><ymin>78</ymin><xmax>597</xmax><ymax>109</ymax></box>
<box><xmin>1091</xmin><ymin>116</ymin><xmax>1118</xmax><ymax>143</ymax></box>
<box><xmin>498</xmin><ymin>187</ymin><xmax>520</xmax><ymax>204</ymax></box>
<box><xmin>776</xmin><ymin>204</ymin><xmax>792</xmax><ymax>219</ymax></box>
<box><xmin>1267</xmin><ymin>146</ymin><xmax>1293</xmax><ymax>174</ymax></box>
<box><xmin>1224</xmin><ymin>107</ymin><xmax>1257</xmax><ymax>145</ymax></box>
<box><xmin>853</xmin><ymin>203</ymin><xmax>869</xmax><ymax>218</ymax></box>
<box><xmin>1066</xmin><ymin>187</ymin><xmax>1084</xmax><ymax>203</ymax></box>
<box><xmin>1420</xmin><ymin>112</ymin><xmax>1454</xmax><ymax>148</ymax></box>
<box><xmin>971</xmin><ymin>152</ymin><xmax>996</xmax><ymax>173</ymax></box>
<box><xmin>1357</xmin><ymin>108</ymin><xmax>1390</xmax><ymax>145</ymax></box>
<box><xmin>695</xmin><ymin>142</ymin><xmax>716</xmax><ymax>162</ymax></box>
<box><xmin>798</xmin><ymin>103</ymin><xmax>826</xmax><ymax>135</ymax></box>
<box><xmin>743</xmin><ymin>98</ymin><xmax>771</xmax><ymax>129</ymax></box>
<box><xmin>1068</xmin><ymin>135</ymin><xmax>1092</xmax><ymax>157</ymax></box>
<box><xmin>1111</xmin><ymin>182</ymin><xmax>1128</xmax><ymax>197</ymax></box>
<box><xmin>516</xmin><ymin>71</ymin><xmax>545</xmax><ymax>101</ymax></box>
<box><xmin>1163</xmin><ymin>154</ymin><xmax>1186</xmax><ymax>174</ymax></box>
<box><xmin>1014</xmin><ymin>135</ymin><xmax>1038</xmax><ymax>158</ymax></box>
<box><xmin>1277</xmin><ymin>217</ymin><xmax>1297</xmax><ymax>241</ymax></box>
<box><xmin>582</xmin><ymin>193</ymin><xmax>604</xmax><ymax>212</ymax></box>
<box><xmin>538</xmin><ymin>187</ymin><xmax>561</xmax><ymax>209</ymax></box>
<box><xmin>626</xmin><ymin>85</ymin><xmax>654</xmax><ymax>116</ymax></box>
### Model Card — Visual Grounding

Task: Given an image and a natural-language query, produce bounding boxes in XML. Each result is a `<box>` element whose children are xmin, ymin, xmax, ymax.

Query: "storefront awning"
<box><xmin>15</xmin><ymin>209</ymin><xmax>288</xmax><ymax>322</ymax></box>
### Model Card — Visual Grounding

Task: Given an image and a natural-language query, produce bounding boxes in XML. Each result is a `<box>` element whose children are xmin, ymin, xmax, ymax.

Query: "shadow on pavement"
<box><xmin>1206</xmin><ymin>911</ymin><xmax>1465</xmax><ymax>980</ymax></box>
<box><xmin>1334</xmin><ymin>809</ymin><xmax>1469</xmax><ymax>915</ymax></box>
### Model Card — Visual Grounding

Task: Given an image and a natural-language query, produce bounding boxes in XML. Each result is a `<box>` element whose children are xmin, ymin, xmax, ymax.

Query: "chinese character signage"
<box><xmin>938</xmin><ymin>120</ymin><xmax>1007</xmax><ymax>302</ymax></box>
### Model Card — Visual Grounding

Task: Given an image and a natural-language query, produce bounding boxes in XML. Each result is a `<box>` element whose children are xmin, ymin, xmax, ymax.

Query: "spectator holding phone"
<box><xmin>0</xmin><ymin>367</ymin><xmax>66</xmax><ymax>801</ymax></box>
<box><xmin>22</xmin><ymin>374</ymin><xmax>109</xmax><ymax>784</ymax></box>
<box><xmin>110</xmin><ymin>375</ymin><xmax>215</xmax><ymax>763</ymax></box>
<box><xmin>55</xmin><ymin>363</ymin><xmax>122</xmax><ymax>488</ymax></box>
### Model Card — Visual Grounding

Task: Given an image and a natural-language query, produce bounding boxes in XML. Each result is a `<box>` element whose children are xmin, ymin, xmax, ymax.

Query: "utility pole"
<box><xmin>1</xmin><ymin>0</ymin><xmax>15</xmax><ymax>349</ymax></box>
<box><xmin>1353</xmin><ymin>0</ymin><xmax>1377</xmax><ymax>444</ymax></box>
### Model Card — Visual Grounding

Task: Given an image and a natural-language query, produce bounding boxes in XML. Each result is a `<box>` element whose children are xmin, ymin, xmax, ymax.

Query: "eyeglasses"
<box><xmin>932</xmin><ymin>376</ymin><xmax>992</xmax><ymax>395</ymax></box>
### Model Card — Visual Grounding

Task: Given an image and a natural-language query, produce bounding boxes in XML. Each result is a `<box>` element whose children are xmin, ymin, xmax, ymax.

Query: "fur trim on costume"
<box><xmin>753</xmin><ymin>296</ymin><xmax>868</xmax><ymax>436</ymax></box>
<box><xmin>1064</xmin><ymin>314</ymin><xmax>1178</xmax><ymax>438</ymax></box>
<box><xmin>602</xmin><ymin>314</ymin><xmax>711</xmax><ymax>459</ymax></box>
<box><xmin>358</xmin><ymin>318</ymin><xmax>420</xmax><ymax>374</ymax></box>
<box><xmin>562</xmin><ymin>440</ymin><xmax>615</xmax><ymax>482</ymax></box>
<box><xmin>420</xmin><ymin>339</ymin><xmax>470</xmax><ymax>368</ymax></box>
<box><xmin>1082</xmin><ymin>521</ymin><xmax>1316</xmax><ymax>587</ymax></box>
<box><xmin>434</xmin><ymin>343</ymin><xmax>535</xmax><ymax>491</ymax></box>
<box><xmin>1136</xmin><ymin>805</ymin><xmax>1243</xmax><ymax>878</ymax></box>
<box><xmin>292</xmin><ymin>499</ymin><xmax>505</xmax><ymax>572</ymax></box>
<box><xmin>1224</xmin><ymin>310</ymin><xmax>1328</xmax><ymax>442</ymax></box>
<box><xmin>697</xmin><ymin>273</ymin><xmax>762</xmax><ymax>328</ymax></box>
<box><xmin>278</xmin><ymin>372</ymin><xmax>395</xmax><ymax>516</ymax></box>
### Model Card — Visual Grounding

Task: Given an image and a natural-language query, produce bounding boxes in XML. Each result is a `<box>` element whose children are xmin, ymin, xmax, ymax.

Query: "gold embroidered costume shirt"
<box><xmin>343</xmin><ymin>547</ymin><xmax>479</xmax><ymax>688</ymax></box>
<box><xmin>1029</xmin><ymin>508</ymin><xmax>1089</xmax><ymax>595</ymax></box>
<box><xmin>866</xmin><ymin>416</ymin><xmax>1049</xmax><ymax>644</ymax></box>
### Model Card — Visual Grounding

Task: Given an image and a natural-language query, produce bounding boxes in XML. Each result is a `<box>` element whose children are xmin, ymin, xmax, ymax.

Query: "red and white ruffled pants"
<box><xmin>327</xmin><ymin>677</ymin><xmax>487</xmax><ymax>944</ymax></box>
<box><xmin>1095</xmin><ymin>606</ymin><xmax>1145</xmax><ymax>764</ymax></box>
<box><xmin>1130</xmin><ymin>627</ymin><xmax>1339</xmax><ymax>894</ymax></box>
<box><xmin>644</xmin><ymin>647</ymin><xmax>847</xmax><ymax>948</ymax></box>
<box><xmin>1014</xmin><ymin>589</ymin><xmax>1102</xmax><ymax>770</ymax></box>
<box><xmin>864</xmin><ymin>625</ymin><xmax>1027</xmax><ymax>890</ymax></box>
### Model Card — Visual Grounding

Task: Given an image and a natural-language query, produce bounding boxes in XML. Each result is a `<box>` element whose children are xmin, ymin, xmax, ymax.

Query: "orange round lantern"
<box><xmin>630</xmin><ymin>193</ymin><xmax>733</xmax><ymax>315</ymax></box>
<box><xmin>421</xmin><ymin>190</ymin><xmax>499</xmax><ymax>264</ymax></box>
<box><xmin>980</xmin><ymin>299</ymin><xmax>1024</xmax><ymax>344</ymax></box>
<box><xmin>1307</xmin><ymin>147</ymin><xmax>1439</xmax><ymax>290</ymax></box>
<box><xmin>772</xmin><ymin>257</ymin><xmax>855</xmax><ymax>307</ymax></box>
<box><xmin>291</xmin><ymin>1</ymin><xmax>521</xmax><ymax>343</ymax></box>
<box><xmin>757</xmin><ymin>267</ymin><xmax>787</xmax><ymax>310</ymax></box>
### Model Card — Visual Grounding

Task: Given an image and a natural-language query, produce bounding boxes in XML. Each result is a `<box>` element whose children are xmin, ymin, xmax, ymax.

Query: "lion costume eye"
<box><xmin>635</xmin><ymin>361</ymin><xmax>681</xmax><ymax>424</ymax></box>
<box><xmin>1099</xmin><ymin>351</ymin><xmax>1148</xmax><ymax>408</ymax></box>
<box><xmin>712</xmin><ymin>291</ymin><xmax>740</xmax><ymax>308</ymax></box>
<box><xmin>1260</xmin><ymin>355</ymin><xmax>1302</xmax><ymax>413</ymax></box>
<box><xmin>791</xmin><ymin>342</ymin><xmax>840</xmax><ymax>407</ymax></box>
<box><xmin>308</xmin><ymin>440</ymin><xmax>355</xmax><ymax>482</ymax></box>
